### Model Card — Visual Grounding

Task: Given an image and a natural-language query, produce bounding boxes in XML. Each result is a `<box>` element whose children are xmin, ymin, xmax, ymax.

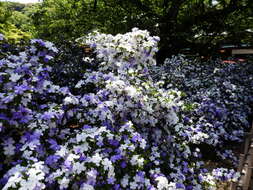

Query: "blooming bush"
<box><xmin>152</xmin><ymin>55</ymin><xmax>253</xmax><ymax>165</ymax></box>
<box><xmin>0</xmin><ymin>29</ymin><xmax>245</xmax><ymax>190</ymax></box>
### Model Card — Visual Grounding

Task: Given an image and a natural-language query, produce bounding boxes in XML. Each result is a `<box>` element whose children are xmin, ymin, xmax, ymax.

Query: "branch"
<box><xmin>93</xmin><ymin>0</ymin><xmax>97</xmax><ymax>11</ymax></box>
<box><xmin>165</xmin><ymin>0</ymin><xmax>186</xmax><ymax>20</ymax></box>
<box><xmin>182</xmin><ymin>0</ymin><xmax>244</xmax><ymax>28</ymax></box>
<box><xmin>117</xmin><ymin>0</ymin><xmax>160</xmax><ymax>18</ymax></box>
<box><xmin>163</xmin><ymin>0</ymin><xmax>170</xmax><ymax>8</ymax></box>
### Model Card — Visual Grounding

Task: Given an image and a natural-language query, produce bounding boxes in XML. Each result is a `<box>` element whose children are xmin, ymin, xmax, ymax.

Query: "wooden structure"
<box><xmin>230</xmin><ymin>121</ymin><xmax>253</xmax><ymax>190</ymax></box>
<box><xmin>219</xmin><ymin>44</ymin><xmax>253</xmax><ymax>57</ymax></box>
<box><xmin>232</xmin><ymin>49</ymin><xmax>253</xmax><ymax>55</ymax></box>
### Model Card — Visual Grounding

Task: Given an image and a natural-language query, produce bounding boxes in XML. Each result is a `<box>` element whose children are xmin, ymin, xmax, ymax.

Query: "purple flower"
<box><xmin>48</xmin><ymin>139</ymin><xmax>60</xmax><ymax>151</ymax></box>
<box><xmin>83</xmin><ymin>125</ymin><xmax>92</xmax><ymax>129</ymax></box>
<box><xmin>107</xmin><ymin>177</ymin><xmax>115</xmax><ymax>184</ymax></box>
<box><xmin>0</xmin><ymin>177</ymin><xmax>8</xmax><ymax>186</ymax></box>
<box><xmin>186</xmin><ymin>185</ymin><xmax>193</xmax><ymax>190</ymax></box>
<box><xmin>144</xmin><ymin>49</ymin><xmax>151</xmax><ymax>57</ymax></box>
<box><xmin>96</xmin><ymin>140</ymin><xmax>104</xmax><ymax>147</ymax></box>
<box><xmin>131</xmin><ymin>134</ymin><xmax>141</xmax><ymax>143</ymax></box>
<box><xmin>41</xmin><ymin>112</ymin><xmax>55</xmax><ymax>120</ymax></box>
<box><xmin>23</xmin><ymin>131</ymin><xmax>41</xmax><ymax>142</ymax></box>
<box><xmin>0</xmin><ymin>113</ymin><xmax>9</xmax><ymax>121</ymax></box>
<box><xmin>148</xmin><ymin>186</ymin><xmax>156</xmax><ymax>190</ymax></box>
<box><xmin>198</xmin><ymin>175</ymin><xmax>203</xmax><ymax>182</ymax></box>
<box><xmin>113</xmin><ymin>184</ymin><xmax>121</xmax><ymax>190</ymax></box>
<box><xmin>103</xmin><ymin>148</ymin><xmax>113</xmax><ymax>154</ymax></box>
<box><xmin>44</xmin><ymin>57</ymin><xmax>50</xmax><ymax>63</ymax></box>
<box><xmin>114</xmin><ymin>148</ymin><xmax>121</xmax><ymax>154</ymax></box>
<box><xmin>108</xmin><ymin>139</ymin><xmax>119</xmax><ymax>147</ymax></box>
<box><xmin>64</xmin><ymin>159</ymin><xmax>72</xmax><ymax>170</ymax></box>
<box><xmin>86</xmin><ymin>169</ymin><xmax>97</xmax><ymax>185</ymax></box>
<box><xmin>38</xmin><ymin>51</ymin><xmax>47</xmax><ymax>57</ymax></box>
<box><xmin>11</xmin><ymin>159</ymin><xmax>22</xmax><ymax>166</ymax></box>
<box><xmin>79</xmin><ymin>155</ymin><xmax>87</xmax><ymax>161</ymax></box>
<box><xmin>176</xmin><ymin>183</ymin><xmax>185</xmax><ymax>189</ymax></box>
<box><xmin>15</xmin><ymin>143</ymin><xmax>22</xmax><ymax>152</ymax></box>
<box><xmin>60</xmin><ymin>87</ymin><xmax>70</xmax><ymax>95</ymax></box>
<box><xmin>46</xmin><ymin>155</ymin><xmax>61</xmax><ymax>167</ymax></box>
<box><xmin>111</xmin><ymin>154</ymin><xmax>122</xmax><ymax>163</ymax></box>
<box><xmin>14</xmin><ymin>84</ymin><xmax>30</xmax><ymax>94</ymax></box>
<box><xmin>120</xmin><ymin>161</ymin><xmax>127</xmax><ymax>168</ymax></box>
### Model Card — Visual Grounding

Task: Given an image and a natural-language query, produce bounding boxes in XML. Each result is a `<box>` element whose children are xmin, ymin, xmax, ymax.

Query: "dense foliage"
<box><xmin>0</xmin><ymin>0</ymin><xmax>252</xmax><ymax>61</ymax></box>
<box><xmin>30</xmin><ymin>0</ymin><xmax>253</xmax><ymax>61</ymax></box>
<box><xmin>1</xmin><ymin>28</ymin><xmax>251</xmax><ymax>189</ymax></box>
<box><xmin>0</xmin><ymin>2</ymin><xmax>36</xmax><ymax>42</ymax></box>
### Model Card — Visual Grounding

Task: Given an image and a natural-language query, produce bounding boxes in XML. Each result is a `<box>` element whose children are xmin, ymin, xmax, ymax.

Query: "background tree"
<box><xmin>28</xmin><ymin>0</ymin><xmax>253</xmax><ymax>61</ymax></box>
<box><xmin>0</xmin><ymin>2</ymin><xmax>33</xmax><ymax>43</ymax></box>
<box><xmin>31</xmin><ymin>0</ymin><xmax>130</xmax><ymax>43</ymax></box>
<box><xmin>105</xmin><ymin>0</ymin><xmax>252</xmax><ymax>62</ymax></box>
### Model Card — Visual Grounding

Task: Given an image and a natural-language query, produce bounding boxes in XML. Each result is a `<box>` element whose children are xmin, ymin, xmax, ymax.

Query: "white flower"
<box><xmin>102</xmin><ymin>158</ymin><xmax>112</xmax><ymax>170</ymax></box>
<box><xmin>0</xmin><ymin>33</ymin><xmax>4</xmax><ymax>40</ymax></box>
<box><xmin>3</xmin><ymin>173</ymin><xmax>22</xmax><ymax>190</ymax></box>
<box><xmin>28</xmin><ymin>168</ymin><xmax>44</xmax><ymax>181</ymax></box>
<box><xmin>81</xmin><ymin>183</ymin><xmax>94</xmax><ymax>190</ymax></box>
<box><xmin>130</xmin><ymin>181</ymin><xmax>138</xmax><ymax>189</ymax></box>
<box><xmin>19</xmin><ymin>52</ymin><xmax>27</xmax><ymax>61</ymax></box>
<box><xmin>167</xmin><ymin>182</ymin><xmax>178</xmax><ymax>190</ymax></box>
<box><xmin>44</xmin><ymin>41</ymin><xmax>58</xmax><ymax>52</ymax></box>
<box><xmin>10</xmin><ymin>73</ymin><xmax>21</xmax><ymax>82</ymax></box>
<box><xmin>56</xmin><ymin>146</ymin><xmax>68</xmax><ymax>157</ymax></box>
<box><xmin>155</xmin><ymin>176</ymin><xmax>169</xmax><ymax>190</ymax></box>
<box><xmin>76</xmin><ymin>80</ymin><xmax>85</xmax><ymax>88</ymax></box>
<box><xmin>140</xmin><ymin>139</ymin><xmax>147</xmax><ymax>149</ymax></box>
<box><xmin>45</xmin><ymin>41</ymin><xmax>54</xmax><ymax>49</ymax></box>
<box><xmin>121</xmin><ymin>175</ymin><xmax>129</xmax><ymax>187</ymax></box>
<box><xmin>73</xmin><ymin>162</ymin><xmax>86</xmax><ymax>174</ymax></box>
<box><xmin>125</xmin><ymin>86</ymin><xmax>138</xmax><ymax>97</ymax></box>
<box><xmin>2</xmin><ymin>138</ymin><xmax>15</xmax><ymax>156</ymax></box>
<box><xmin>144</xmin><ymin>178</ymin><xmax>151</xmax><ymax>187</ymax></box>
<box><xmin>91</xmin><ymin>153</ymin><xmax>102</xmax><ymax>166</ymax></box>
<box><xmin>66</xmin><ymin>153</ymin><xmax>79</xmax><ymax>162</ymax></box>
<box><xmin>76</xmin><ymin>133</ymin><xmax>87</xmax><ymax>143</ymax></box>
<box><xmin>45</xmin><ymin>55</ymin><xmax>53</xmax><ymax>60</ymax></box>
<box><xmin>19</xmin><ymin>179</ymin><xmax>36</xmax><ymax>190</ymax></box>
<box><xmin>59</xmin><ymin>177</ymin><xmax>70</xmax><ymax>189</ymax></box>
<box><xmin>130</xmin><ymin>155</ymin><xmax>144</xmax><ymax>167</ymax></box>
<box><xmin>167</xmin><ymin>111</ymin><xmax>179</xmax><ymax>125</ymax></box>
<box><xmin>29</xmin><ymin>46</ymin><xmax>37</xmax><ymax>53</ymax></box>
<box><xmin>174</xmin><ymin>124</ymin><xmax>180</xmax><ymax>132</ymax></box>
<box><xmin>23</xmin><ymin>150</ymin><xmax>33</xmax><ymax>158</ymax></box>
<box><xmin>64</xmin><ymin>96</ymin><xmax>79</xmax><ymax>105</ymax></box>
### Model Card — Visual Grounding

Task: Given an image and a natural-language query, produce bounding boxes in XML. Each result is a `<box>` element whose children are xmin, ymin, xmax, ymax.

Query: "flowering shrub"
<box><xmin>0</xmin><ymin>29</ymin><xmax>243</xmax><ymax>190</ymax></box>
<box><xmin>152</xmin><ymin>55</ymin><xmax>253</xmax><ymax>165</ymax></box>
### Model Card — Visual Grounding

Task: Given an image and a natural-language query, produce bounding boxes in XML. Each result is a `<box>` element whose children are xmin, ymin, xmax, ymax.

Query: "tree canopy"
<box><xmin>0</xmin><ymin>2</ymin><xmax>35</xmax><ymax>43</ymax></box>
<box><xmin>1</xmin><ymin>0</ymin><xmax>252</xmax><ymax>60</ymax></box>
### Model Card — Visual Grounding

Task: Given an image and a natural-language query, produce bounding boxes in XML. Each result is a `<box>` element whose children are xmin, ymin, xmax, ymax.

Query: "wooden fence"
<box><xmin>230</xmin><ymin>121</ymin><xmax>253</xmax><ymax>190</ymax></box>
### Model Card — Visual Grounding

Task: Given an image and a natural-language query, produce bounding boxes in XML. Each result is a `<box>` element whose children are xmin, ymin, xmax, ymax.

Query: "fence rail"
<box><xmin>230</xmin><ymin>121</ymin><xmax>253</xmax><ymax>190</ymax></box>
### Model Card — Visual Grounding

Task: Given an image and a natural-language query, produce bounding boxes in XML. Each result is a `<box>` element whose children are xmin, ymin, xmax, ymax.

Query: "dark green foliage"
<box><xmin>1</xmin><ymin>0</ymin><xmax>252</xmax><ymax>61</ymax></box>
<box><xmin>0</xmin><ymin>2</ymin><xmax>35</xmax><ymax>42</ymax></box>
<box><xmin>30</xmin><ymin>0</ymin><xmax>253</xmax><ymax>63</ymax></box>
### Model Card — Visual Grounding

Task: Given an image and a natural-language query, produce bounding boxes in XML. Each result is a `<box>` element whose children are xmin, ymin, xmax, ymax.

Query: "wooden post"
<box><xmin>241</xmin><ymin>141</ymin><xmax>253</xmax><ymax>190</ymax></box>
<box><xmin>230</xmin><ymin>121</ymin><xmax>253</xmax><ymax>190</ymax></box>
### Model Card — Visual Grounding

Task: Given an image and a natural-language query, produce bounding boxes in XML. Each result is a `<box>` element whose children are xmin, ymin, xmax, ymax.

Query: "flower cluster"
<box><xmin>152</xmin><ymin>55</ymin><xmax>253</xmax><ymax>165</ymax></box>
<box><xmin>0</xmin><ymin>29</ymin><xmax>245</xmax><ymax>190</ymax></box>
